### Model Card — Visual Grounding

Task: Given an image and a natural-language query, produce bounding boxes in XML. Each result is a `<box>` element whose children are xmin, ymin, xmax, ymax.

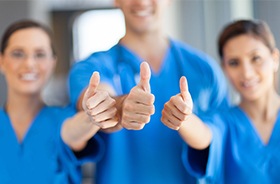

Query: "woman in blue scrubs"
<box><xmin>161</xmin><ymin>19</ymin><xmax>280</xmax><ymax>183</ymax></box>
<box><xmin>0</xmin><ymin>20</ymin><xmax>114</xmax><ymax>184</ymax></box>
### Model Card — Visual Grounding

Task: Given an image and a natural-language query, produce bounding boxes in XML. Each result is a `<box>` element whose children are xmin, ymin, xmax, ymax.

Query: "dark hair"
<box><xmin>0</xmin><ymin>19</ymin><xmax>56</xmax><ymax>56</ymax></box>
<box><xmin>218</xmin><ymin>19</ymin><xmax>275</xmax><ymax>60</ymax></box>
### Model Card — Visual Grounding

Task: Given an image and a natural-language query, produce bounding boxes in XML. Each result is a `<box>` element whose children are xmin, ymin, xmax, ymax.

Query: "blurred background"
<box><xmin>0</xmin><ymin>0</ymin><xmax>279</xmax><ymax>183</ymax></box>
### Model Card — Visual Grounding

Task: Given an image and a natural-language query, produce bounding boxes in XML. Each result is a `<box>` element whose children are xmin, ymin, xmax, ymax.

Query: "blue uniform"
<box><xmin>68</xmin><ymin>39</ymin><xmax>228</xmax><ymax>184</ymax></box>
<box><xmin>0</xmin><ymin>106</ymin><xmax>104</xmax><ymax>184</ymax></box>
<box><xmin>184</xmin><ymin>106</ymin><xmax>280</xmax><ymax>183</ymax></box>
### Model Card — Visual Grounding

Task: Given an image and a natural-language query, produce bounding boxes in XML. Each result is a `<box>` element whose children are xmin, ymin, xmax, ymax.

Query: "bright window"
<box><xmin>73</xmin><ymin>8</ymin><xmax>125</xmax><ymax>61</ymax></box>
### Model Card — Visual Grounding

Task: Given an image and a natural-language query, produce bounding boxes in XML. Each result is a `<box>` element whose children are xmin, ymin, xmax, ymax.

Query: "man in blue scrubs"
<box><xmin>68</xmin><ymin>0</ymin><xmax>229</xmax><ymax>183</ymax></box>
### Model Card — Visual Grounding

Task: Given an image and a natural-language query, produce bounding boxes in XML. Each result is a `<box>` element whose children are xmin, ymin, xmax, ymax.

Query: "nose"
<box><xmin>134</xmin><ymin>0</ymin><xmax>151</xmax><ymax>5</ymax></box>
<box><xmin>23</xmin><ymin>55</ymin><xmax>36</xmax><ymax>69</ymax></box>
<box><xmin>241</xmin><ymin>62</ymin><xmax>255</xmax><ymax>80</ymax></box>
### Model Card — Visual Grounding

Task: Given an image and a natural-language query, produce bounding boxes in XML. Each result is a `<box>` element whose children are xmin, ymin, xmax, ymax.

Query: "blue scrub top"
<box><xmin>0</xmin><ymin>106</ymin><xmax>103</xmax><ymax>184</ymax></box>
<box><xmin>68</xmin><ymin>39</ymin><xmax>229</xmax><ymax>184</ymax></box>
<box><xmin>184</xmin><ymin>106</ymin><xmax>280</xmax><ymax>184</ymax></box>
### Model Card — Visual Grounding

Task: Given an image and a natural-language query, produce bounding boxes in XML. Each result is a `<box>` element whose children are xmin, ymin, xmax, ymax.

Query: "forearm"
<box><xmin>178</xmin><ymin>114</ymin><xmax>212</xmax><ymax>150</ymax></box>
<box><xmin>61</xmin><ymin>111</ymin><xmax>100</xmax><ymax>151</ymax></box>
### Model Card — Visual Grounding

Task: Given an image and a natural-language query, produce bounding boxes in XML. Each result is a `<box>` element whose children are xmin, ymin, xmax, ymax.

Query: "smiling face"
<box><xmin>114</xmin><ymin>0</ymin><xmax>170</xmax><ymax>34</ymax></box>
<box><xmin>222</xmin><ymin>34</ymin><xmax>279</xmax><ymax>102</ymax></box>
<box><xmin>0</xmin><ymin>28</ymin><xmax>56</xmax><ymax>97</ymax></box>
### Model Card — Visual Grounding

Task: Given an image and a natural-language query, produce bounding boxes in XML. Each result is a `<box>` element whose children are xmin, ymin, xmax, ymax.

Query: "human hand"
<box><xmin>83</xmin><ymin>72</ymin><xmax>118</xmax><ymax>129</ymax></box>
<box><xmin>121</xmin><ymin>62</ymin><xmax>155</xmax><ymax>130</ymax></box>
<box><xmin>161</xmin><ymin>76</ymin><xmax>193</xmax><ymax>130</ymax></box>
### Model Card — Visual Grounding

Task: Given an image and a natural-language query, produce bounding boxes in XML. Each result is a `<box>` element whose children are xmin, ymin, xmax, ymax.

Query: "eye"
<box><xmin>10</xmin><ymin>50</ymin><xmax>25</xmax><ymax>60</ymax></box>
<box><xmin>34</xmin><ymin>52</ymin><xmax>47</xmax><ymax>60</ymax></box>
<box><xmin>227</xmin><ymin>59</ymin><xmax>239</xmax><ymax>67</ymax></box>
<box><xmin>251</xmin><ymin>55</ymin><xmax>262</xmax><ymax>63</ymax></box>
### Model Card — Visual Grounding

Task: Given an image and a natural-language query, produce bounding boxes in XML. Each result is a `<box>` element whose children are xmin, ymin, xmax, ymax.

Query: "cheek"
<box><xmin>224</xmin><ymin>69</ymin><xmax>240</xmax><ymax>87</ymax></box>
<box><xmin>1</xmin><ymin>62</ymin><xmax>17</xmax><ymax>76</ymax></box>
<box><xmin>40</xmin><ymin>63</ymin><xmax>55</xmax><ymax>78</ymax></box>
<box><xmin>259</xmin><ymin>61</ymin><xmax>275</xmax><ymax>79</ymax></box>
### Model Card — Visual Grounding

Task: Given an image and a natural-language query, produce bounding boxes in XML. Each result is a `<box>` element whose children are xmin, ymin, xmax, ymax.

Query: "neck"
<box><xmin>6</xmin><ymin>91</ymin><xmax>44</xmax><ymax>117</ymax></box>
<box><xmin>120</xmin><ymin>30</ymin><xmax>169</xmax><ymax>72</ymax></box>
<box><xmin>239</xmin><ymin>89</ymin><xmax>280</xmax><ymax>122</ymax></box>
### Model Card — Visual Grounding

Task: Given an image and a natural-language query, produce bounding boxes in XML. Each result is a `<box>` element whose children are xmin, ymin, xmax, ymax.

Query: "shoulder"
<box><xmin>170</xmin><ymin>39</ymin><xmax>221</xmax><ymax>75</ymax></box>
<box><xmin>42</xmin><ymin>105</ymin><xmax>76</xmax><ymax>121</ymax></box>
<box><xmin>171</xmin><ymin>39</ymin><xmax>215</xmax><ymax>63</ymax></box>
<box><xmin>78</xmin><ymin>45</ymin><xmax>118</xmax><ymax>64</ymax></box>
<box><xmin>170</xmin><ymin>39</ymin><xmax>225</xmax><ymax>87</ymax></box>
<box><xmin>71</xmin><ymin>44</ymin><xmax>119</xmax><ymax>72</ymax></box>
<box><xmin>216</xmin><ymin>106</ymin><xmax>242</xmax><ymax>126</ymax></box>
<box><xmin>202</xmin><ymin>106</ymin><xmax>235</xmax><ymax>124</ymax></box>
<box><xmin>0</xmin><ymin>108</ymin><xmax>5</xmax><ymax>119</ymax></box>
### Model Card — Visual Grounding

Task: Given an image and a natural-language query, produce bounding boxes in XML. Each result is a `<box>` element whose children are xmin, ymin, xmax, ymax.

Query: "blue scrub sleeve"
<box><xmin>182</xmin><ymin>114</ymin><xmax>226</xmax><ymax>182</ymax></box>
<box><xmin>57</xmin><ymin>105</ymin><xmax>105</xmax><ymax>165</ymax></box>
<box><xmin>55</xmin><ymin>105</ymin><xmax>106</xmax><ymax>183</ymax></box>
<box><xmin>58</xmin><ymin>132</ymin><xmax>105</xmax><ymax>165</ymax></box>
<box><xmin>68</xmin><ymin>61</ymin><xmax>96</xmax><ymax>106</ymax></box>
<box><xmin>58</xmin><ymin>126</ymin><xmax>105</xmax><ymax>183</ymax></box>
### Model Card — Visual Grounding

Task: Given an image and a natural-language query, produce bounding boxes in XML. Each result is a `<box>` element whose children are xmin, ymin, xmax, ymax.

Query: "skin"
<box><xmin>222</xmin><ymin>35</ymin><xmax>280</xmax><ymax>143</ymax></box>
<box><xmin>76</xmin><ymin>0</ymin><xmax>171</xmax><ymax>132</ymax></box>
<box><xmin>115</xmin><ymin>0</ymin><xmax>171</xmax><ymax>72</ymax></box>
<box><xmin>120</xmin><ymin>62</ymin><xmax>155</xmax><ymax>130</ymax></box>
<box><xmin>62</xmin><ymin>72</ymin><xmax>118</xmax><ymax>151</ymax></box>
<box><xmin>0</xmin><ymin>27</ymin><xmax>116</xmax><ymax>151</ymax></box>
<box><xmin>0</xmin><ymin>28</ymin><xmax>56</xmax><ymax>141</ymax></box>
<box><xmin>161</xmin><ymin>34</ymin><xmax>280</xmax><ymax>149</ymax></box>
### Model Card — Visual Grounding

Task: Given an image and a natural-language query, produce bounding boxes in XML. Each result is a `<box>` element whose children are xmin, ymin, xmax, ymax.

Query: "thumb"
<box><xmin>138</xmin><ymin>61</ymin><xmax>151</xmax><ymax>92</ymax></box>
<box><xmin>84</xmin><ymin>71</ymin><xmax>100</xmax><ymax>100</ymax></box>
<box><xmin>180</xmin><ymin>76</ymin><xmax>189</xmax><ymax>102</ymax></box>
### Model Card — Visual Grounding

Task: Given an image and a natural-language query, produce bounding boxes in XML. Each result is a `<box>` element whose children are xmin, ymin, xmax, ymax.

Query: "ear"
<box><xmin>272</xmin><ymin>48</ymin><xmax>280</xmax><ymax>73</ymax></box>
<box><xmin>0</xmin><ymin>54</ymin><xmax>5</xmax><ymax>74</ymax></box>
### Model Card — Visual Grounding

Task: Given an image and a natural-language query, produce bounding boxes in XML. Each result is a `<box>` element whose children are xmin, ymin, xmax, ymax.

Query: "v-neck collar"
<box><xmin>235</xmin><ymin>106</ymin><xmax>280</xmax><ymax>148</ymax></box>
<box><xmin>117</xmin><ymin>40</ymin><xmax>172</xmax><ymax>77</ymax></box>
<box><xmin>2</xmin><ymin>106</ymin><xmax>46</xmax><ymax>147</ymax></box>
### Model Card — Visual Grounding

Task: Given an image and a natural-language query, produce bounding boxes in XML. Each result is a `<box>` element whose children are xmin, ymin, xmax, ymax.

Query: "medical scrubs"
<box><xmin>0</xmin><ymin>106</ymin><xmax>103</xmax><ymax>184</ymax></box>
<box><xmin>184</xmin><ymin>106</ymin><xmax>280</xmax><ymax>183</ymax></box>
<box><xmin>69</xmin><ymin>39</ymin><xmax>229</xmax><ymax>184</ymax></box>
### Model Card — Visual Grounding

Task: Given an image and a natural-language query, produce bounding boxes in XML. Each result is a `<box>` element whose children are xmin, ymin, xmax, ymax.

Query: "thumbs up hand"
<box><xmin>137</xmin><ymin>61</ymin><xmax>151</xmax><ymax>92</ymax></box>
<box><xmin>161</xmin><ymin>76</ymin><xmax>193</xmax><ymax>130</ymax></box>
<box><xmin>121</xmin><ymin>62</ymin><xmax>155</xmax><ymax>130</ymax></box>
<box><xmin>83</xmin><ymin>71</ymin><xmax>118</xmax><ymax>129</ymax></box>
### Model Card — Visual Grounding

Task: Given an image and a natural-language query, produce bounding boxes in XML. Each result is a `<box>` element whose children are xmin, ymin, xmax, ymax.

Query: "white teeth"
<box><xmin>243</xmin><ymin>80</ymin><xmax>258</xmax><ymax>88</ymax></box>
<box><xmin>135</xmin><ymin>10</ymin><xmax>151</xmax><ymax>17</ymax></box>
<box><xmin>21</xmin><ymin>73</ymin><xmax>37</xmax><ymax>81</ymax></box>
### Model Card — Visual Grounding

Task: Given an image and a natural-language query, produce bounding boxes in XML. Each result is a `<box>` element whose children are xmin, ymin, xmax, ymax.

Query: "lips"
<box><xmin>133</xmin><ymin>9</ymin><xmax>153</xmax><ymax>17</ymax></box>
<box><xmin>241</xmin><ymin>79</ymin><xmax>259</xmax><ymax>89</ymax></box>
<box><xmin>20</xmin><ymin>73</ymin><xmax>38</xmax><ymax>81</ymax></box>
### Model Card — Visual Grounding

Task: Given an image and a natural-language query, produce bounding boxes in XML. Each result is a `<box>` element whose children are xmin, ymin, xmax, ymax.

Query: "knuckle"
<box><xmin>143</xmin><ymin>116</ymin><xmax>150</xmax><ymax>124</ymax></box>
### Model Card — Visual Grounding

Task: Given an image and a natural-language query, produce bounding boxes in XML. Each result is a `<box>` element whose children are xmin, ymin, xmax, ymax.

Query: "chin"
<box><xmin>241</xmin><ymin>93</ymin><xmax>261</xmax><ymax>102</ymax></box>
<box><xmin>18</xmin><ymin>86</ymin><xmax>42</xmax><ymax>96</ymax></box>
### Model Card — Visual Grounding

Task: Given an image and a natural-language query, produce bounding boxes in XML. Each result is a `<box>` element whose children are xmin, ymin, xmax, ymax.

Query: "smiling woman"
<box><xmin>161</xmin><ymin>19</ymin><xmax>280</xmax><ymax>184</ymax></box>
<box><xmin>0</xmin><ymin>19</ymin><xmax>106</xmax><ymax>184</ymax></box>
<box><xmin>1</xmin><ymin>27</ymin><xmax>56</xmax><ymax>98</ymax></box>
